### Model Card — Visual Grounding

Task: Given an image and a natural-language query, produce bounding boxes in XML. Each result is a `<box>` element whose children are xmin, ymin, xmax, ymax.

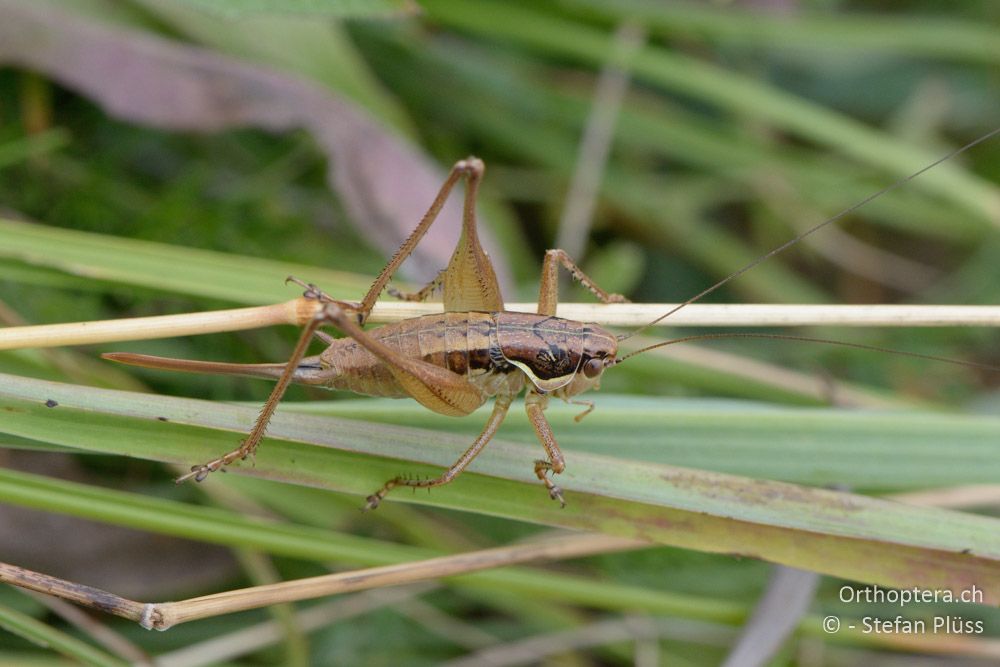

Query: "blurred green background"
<box><xmin>1</xmin><ymin>0</ymin><xmax>999</xmax><ymax>665</ymax></box>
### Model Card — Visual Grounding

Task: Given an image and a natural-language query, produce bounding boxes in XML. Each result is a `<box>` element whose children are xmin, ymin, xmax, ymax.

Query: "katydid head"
<box><xmin>551</xmin><ymin>325</ymin><xmax>619</xmax><ymax>399</ymax></box>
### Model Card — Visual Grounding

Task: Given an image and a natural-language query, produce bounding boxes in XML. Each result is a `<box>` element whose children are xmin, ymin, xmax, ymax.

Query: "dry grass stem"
<box><xmin>0</xmin><ymin>298</ymin><xmax>320</xmax><ymax>350</ymax></box>
<box><xmin>0</xmin><ymin>560</ymin><xmax>148</xmax><ymax>620</ymax></box>
<box><xmin>889</xmin><ymin>485</ymin><xmax>1000</xmax><ymax>509</ymax></box>
<box><xmin>3</xmin><ymin>300</ymin><xmax>1000</xmax><ymax>351</ymax></box>
<box><xmin>0</xmin><ymin>533</ymin><xmax>644</xmax><ymax>631</ymax></box>
<box><xmin>152</xmin><ymin>532</ymin><xmax>644</xmax><ymax>630</ymax></box>
<box><xmin>494</xmin><ymin>303</ymin><xmax>1000</xmax><ymax>327</ymax></box>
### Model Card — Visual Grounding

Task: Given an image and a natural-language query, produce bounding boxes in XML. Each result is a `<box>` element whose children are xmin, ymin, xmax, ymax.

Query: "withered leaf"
<box><xmin>0</xmin><ymin>0</ymin><xmax>509</xmax><ymax>285</ymax></box>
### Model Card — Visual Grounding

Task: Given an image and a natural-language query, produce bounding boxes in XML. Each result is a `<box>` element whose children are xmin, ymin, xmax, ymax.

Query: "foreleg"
<box><xmin>387</xmin><ymin>270</ymin><xmax>444</xmax><ymax>302</ymax></box>
<box><xmin>524</xmin><ymin>391</ymin><xmax>567</xmax><ymax>507</ymax></box>
<box><xmin>537</xmin><ymin>248</ymin><xmax>628</xmax><ymax>316</ymax></box>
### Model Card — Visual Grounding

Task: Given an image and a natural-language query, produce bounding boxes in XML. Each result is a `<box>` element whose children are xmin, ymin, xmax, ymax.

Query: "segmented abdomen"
<box><xmin>317</xmin><ymin>312</ymin><xmax>498</xmax><ymax>398</ymax></box>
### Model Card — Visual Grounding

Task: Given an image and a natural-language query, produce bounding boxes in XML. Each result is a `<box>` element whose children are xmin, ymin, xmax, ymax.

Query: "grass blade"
<box><xmin>0</xmin><ymin>217</ymin><xmax>371</xmax><ymax>304</ymax></box>
<box><xmin>0</xmin><ymin>600</ymin><xmax>126</xmax><ymax>667</ymax></box>
<box><xmin>168</xmin><ymin>0</ymin><xmax>416</xmax><ymax>19</ymax></box>
<box><xmin>568</xmin><ymin>0</ymin><xmax>1000</xmax><ymax>64</ymax></box>
<box><xmin>421</xmin><ymin>0</ymin><xmax>1000</xmax><ymax>222</ymax></box>
<box><xmin>1</xmin><ymin>372</ymin><xmax>997</xmax><ymax>599</ymax></box>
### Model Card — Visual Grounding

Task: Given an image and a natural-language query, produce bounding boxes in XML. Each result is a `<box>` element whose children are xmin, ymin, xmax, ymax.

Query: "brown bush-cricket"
<box><xmin>103</xmin><ymin>130</ymin><xmax>1000</xmax><ymax>509</ymax></box>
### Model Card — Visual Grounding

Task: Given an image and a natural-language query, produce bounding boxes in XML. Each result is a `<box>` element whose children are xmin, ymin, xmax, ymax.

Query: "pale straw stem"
<box><xmin>2</xmin><ymin>301</ymin><xmax>1000</xmax><ymax>351</ymax></box>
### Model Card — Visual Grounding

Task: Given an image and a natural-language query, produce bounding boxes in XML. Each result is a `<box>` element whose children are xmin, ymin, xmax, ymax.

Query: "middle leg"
<box><xmin>365</xmin><ymin>393</ymin><xmax>515</xmax><ymax>510</ymax></box>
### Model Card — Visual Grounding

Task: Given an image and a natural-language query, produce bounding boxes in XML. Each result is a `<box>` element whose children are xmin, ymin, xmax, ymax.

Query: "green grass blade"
<box><xmin>1</xmin><ymin>372</ymin><xmax>998</xmax><ymax>599</ymax></box>
<box><xmin>0</xmin><ymin>218</ymin><xmax>372</xmax><ymax>304</ymax></box>
<box><xmin>0</xmin><ymin>129</ymin><xmax>71</xmax><ymax>170</ymax></box>
<box><xmin>285</xmin><ymin>397</ymin><xmax>991</xmax><ymax>489</ymax></box>
<box><xmin>167</xmin><ymin>0</ymin><xmax>415</xmax><ymax>19</ymax></box>
<box><xmin>0</xmin><ymin>467</ymin><xmax>741</xmax><ymax>623</ymax></box>
<box><xmin>0</xmin><ymin>601</ymin><xmax>127</xmax><ymax>667</ymax></box>
<box><xmin>421</xmin><ymin>0</ymin><xmax>1000</xmax><ymax>222</ymax></box>
<box><xmin>568</xmin><ymin>0</ymin><xmax>1000</xmax><ymax>64</ymax></box>
<box><xmin>0</xmin><ymin>468</ymin><xmax>989</xmax><ymax>650</ymax></box>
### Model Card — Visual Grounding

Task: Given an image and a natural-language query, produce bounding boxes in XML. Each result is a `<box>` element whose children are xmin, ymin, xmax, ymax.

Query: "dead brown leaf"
<box><xmin>0</xmin><ymin>0</ymin><xmax>510</xmax><ymax>285</ymax></box>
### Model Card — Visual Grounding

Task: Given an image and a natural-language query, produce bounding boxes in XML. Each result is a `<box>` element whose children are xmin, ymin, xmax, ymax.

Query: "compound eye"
<box><xmin>582</xmin><ymin>357</ymin><xmax>603</xmax><ymax>379</ymax></box>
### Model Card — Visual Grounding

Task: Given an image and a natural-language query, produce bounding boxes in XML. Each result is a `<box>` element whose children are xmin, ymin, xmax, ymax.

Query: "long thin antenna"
<box><xmin>615</xmin><ymin>332</ymin><xmax>1000</xmax><ymax>373</ymax></box>
<box><xmin>618</xmin><ymin>127</ymin><xmax>1000</xmax><ymax>341</ymax></box>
